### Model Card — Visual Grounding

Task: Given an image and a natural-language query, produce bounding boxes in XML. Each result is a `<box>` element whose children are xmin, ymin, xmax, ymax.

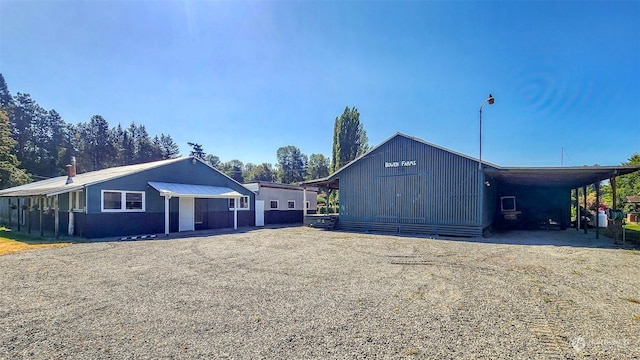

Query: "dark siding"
<box><xmin>86</xmin><ymin>159</ymin><xmax>254</xmax><ymax>214</ymax></box>
<box><xmin>493</xmin><ymin>184</ymin><xmax>571</xmax><ymax>230</ymax></box>
<box><xmin>337</xmin><ymin>135</ymin><xmax>483</xmax><ymax>237</ymax></box>
<box><xmin>77</xmin><ymin>159</ymin><xmax>255</xmax><ymax>238</ymax></box>
<box><xmin>265</xmin><ymin>210</ymin><xmax>303</xmax><ymax>224</ymax></box>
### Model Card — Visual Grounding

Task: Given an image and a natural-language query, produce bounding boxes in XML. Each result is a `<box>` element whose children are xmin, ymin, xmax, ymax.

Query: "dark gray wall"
<box><xmin>493</xmin><ymin>184</ymin><xmax>571</xmax><ymax>230</ymax></box>
<box><xmin>337</xmin><ymin>135</ymin><xmax>483</xmax><ymax>237</ymax></box>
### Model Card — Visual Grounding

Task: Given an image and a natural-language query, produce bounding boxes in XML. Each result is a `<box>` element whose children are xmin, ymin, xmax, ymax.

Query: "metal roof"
<box><xmin>0</xmin><ymin>157</ymin><xmax>187</xmax><ymax>197</ymax></box>
<box><xmin>301</xmin><ymin>132</ymin><xmax>640</xmax><ymax>189</ymax></box>
<box><xmin>485</xmin><ymin>166</ymin><xmax>640</xmax><ymax>188</ymax></box>
<box><xmin>148</xmin><ymin>182</ymin><xmax>243</xmax><ymax>198</ymax></box>
<box><xmin>244</xmin><ymin>181</ymin><xmax>319</xmax><ymax>192</ymax></box>
<box><xmin>311</xmin><ymin>132</ymin><xmax>499</xmax><ymax>184</ymax></box>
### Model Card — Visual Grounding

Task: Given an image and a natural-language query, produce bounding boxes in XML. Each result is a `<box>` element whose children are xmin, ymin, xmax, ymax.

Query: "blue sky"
<box><xmin>1</xmin><ymin>1</ymin><xmax>638</xmax><ymax>167</ymax></box>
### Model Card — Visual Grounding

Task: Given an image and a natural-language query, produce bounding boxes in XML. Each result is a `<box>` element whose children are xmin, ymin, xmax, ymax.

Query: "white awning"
<box><xmin>148</xmin><ymin>181</ymin><xmax>243</xmax><ymax>198</ymax></box>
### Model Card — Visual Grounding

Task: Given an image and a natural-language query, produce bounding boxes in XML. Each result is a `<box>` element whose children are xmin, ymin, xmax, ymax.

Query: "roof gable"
<box><xmin>328</xmin><ymin>132</ymin><xmax>492</xmax><ymax>180</ymax></box>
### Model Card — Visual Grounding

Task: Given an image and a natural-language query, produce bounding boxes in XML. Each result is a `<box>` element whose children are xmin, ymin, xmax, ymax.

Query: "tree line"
<box><xmin>185</xmin><ymin>105</ymin><xmax>368</xmax><ymax>185</ymax></box>
<box><xmin>0</xmin><ymin>74</ymin><xmax>180</xmax><ymax>188</ymax></box>
<box><xmin>0</xmin><ymin>73</ymin><xmax>369</xmax><ymax>190</ymax></box>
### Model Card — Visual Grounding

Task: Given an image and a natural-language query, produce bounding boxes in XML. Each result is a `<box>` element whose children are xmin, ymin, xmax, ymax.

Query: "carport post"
<box><xmin>611</xmin><ymin>176</ymin><xmax>617</xmax><ymax>209</ymax></box>
<box><xmin>17</xmin><ymin>198</ymin><xmax>20</xmax><ymax>232</ymax></box>
<box><xmin>574</xmin><ymin>188</ymin><xmax>579</xmax><ymax>231</ymax></box>
<box><xmin>234</xmin><ymin>197</ymin><xmax>239</xmax><ymax>230</ymax></box>
<box><xmin>39</xmin><ymin>196</ymin><xmax>43</xmax><ymax>237</ymax></box>
<box><xmin>164</xmin><ymin>195</ymin><xmax>171</xmax><ymax>235</ymax></box>
<box><xmin>595</xmin><ymin>182</ymin><xmax>600</xmax><ymax>239</ymax></box>
<box><xmin>54</xmin><ymin>195</ymin><xmax>59</xmax><ymax>239</ymax></box>
<box><xmin>582</xmin><ymin>186</ymin><xmax>587</xmax><ymax>235</ymax></box>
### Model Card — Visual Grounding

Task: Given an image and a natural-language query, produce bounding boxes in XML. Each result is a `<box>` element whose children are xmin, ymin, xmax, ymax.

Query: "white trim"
<box><xmin>72</xmin><ymin>190</ymin><xmax>84</xmax><ymax>212</ymax></box>
<box><xmin>101</xmin><ymin>190</ymin><xmax>146</xmax><ymax>212</ymax></box>
<box><xmin>269</xmin><ymin>200</ymin><xmax>279</xmax><ymax>209</ymax></box>
<box><xmin>287</xmin><ymin>200</ymin><xmax>295</xmax><ymax>209</ymax></box>
<box><xmin>228</xmin><ymin>196</ymin><xmax>250</xmax><ymax>211</ymax></box>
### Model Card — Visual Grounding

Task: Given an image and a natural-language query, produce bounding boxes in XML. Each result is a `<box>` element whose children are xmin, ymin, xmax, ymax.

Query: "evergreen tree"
<box><xmin>77</xmin><ymin>115</ymin><xmax>115</xmax><ymax>171</ymax></box>
<box><xmin>222</xmin><ymin>159</ymin><xmax>244</xmax><ymax>182</ymax></box>
<box><xmin>0</xmin><ymin>73</ymin><xmax>14</xmax><ymax>109</ymax></box>
<box><xmin>0</xmin><ymin>110</ymin><xmax>30</xmax><ymax>188</ymax></box>
<box><xmin>276</xmin><ymin>145</ymin><xmax>307</xmax><ymax>184</ymax></box>
<box><xmin>135</xmin><ymin>125</ymin><xmax>154</xmax><ymax>163</ymax></box>
<box><xmin>330</xmin><ymin>106</ymin><xmax>368</xmax><ymax>173</ymax></box>
<box><xmin>245</xmin><ymin>163</ymin><xmax>275</xmax><ymax>182</ymax></box>
<box><xmin>205</xmin><ymin>154</ymin><xmax>221</xmax><ymax>168</ymax></box>
<box><xmin>158</xmin><ymin>134</ymin><xmax>180</xmax><ymax>159</ymax></box>
<box><xmin>188</xmin><ymin>142</ymin><xmax>206</xmax><ymax>159</ymax></box>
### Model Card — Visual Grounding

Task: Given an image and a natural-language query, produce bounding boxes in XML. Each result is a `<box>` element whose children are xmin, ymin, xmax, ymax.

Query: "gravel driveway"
<box><xmin>1</xmin><ymin>227</ymin><xmax>639</xmax><ymax>359</ymax></box>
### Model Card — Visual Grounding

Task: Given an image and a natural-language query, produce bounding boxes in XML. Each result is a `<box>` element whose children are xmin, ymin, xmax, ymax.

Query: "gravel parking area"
<box><xmin>1</xmin><ymin>226</ymin><xmax>639</xmax><ymax>359</ymax></box>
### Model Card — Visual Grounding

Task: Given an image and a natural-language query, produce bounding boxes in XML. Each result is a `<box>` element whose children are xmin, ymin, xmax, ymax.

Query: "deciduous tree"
<box><xmin>331</xmin><ymin>106</ymin><xmax>368</xmax><ymax>173</ymax></box>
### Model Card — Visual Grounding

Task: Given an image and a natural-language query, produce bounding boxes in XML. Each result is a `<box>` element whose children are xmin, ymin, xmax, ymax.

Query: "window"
<box><xmin>44</xmin><ymin>196</ymin><xmax>54</xmax><ymax>210</ymax></box>
<box><xmin>305</xmin><ymin>201</ymin><xmax>310</xmax><ymax>209</ymax></box>
<box><xmin>101</xmin><ymin>190</ymin><xmax>145</xmax><ymax>212</ymax></box>
<box><xmin>287</xmin><ymin>200</ymin><xmax>295</xmax><ymax>209</ymax></box>
<box><xmin>72</xmin><ymin>191</ymin><xmax>84</xmax><ymax>211</ymax></box>
<box><xmin>270</xmin><ymin>200</ymin><xmax>279</xmax><ymax>209</ymax></box>
<box><xmin>228</xmin><ymin>196</ymin><xmax>250</xmax><ymax>210</ymax></box>
<box><xmin>500</xmin><ymin>196</ymin><xmax>516</xmax><ymax>212</ymax></box>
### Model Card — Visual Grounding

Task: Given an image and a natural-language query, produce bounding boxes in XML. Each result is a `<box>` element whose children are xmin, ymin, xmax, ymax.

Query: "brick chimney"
<box><xmin>65</xmin><ymin>156</ymin><xmax>76</xmax><ymax>184</ymax></box>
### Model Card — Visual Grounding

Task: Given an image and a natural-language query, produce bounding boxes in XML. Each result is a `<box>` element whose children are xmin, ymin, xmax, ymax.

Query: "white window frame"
<box><xmin>101</xmin><ymin>190</ymin><xmax>146</xmax><ymax>212</ymax></box>
<box><xmin>44</xmin><ymin>196</ymin><xmax>54</xmax><ymax>210</ymax></box>
<box><xmin>270</xmin><ymin>200</ymin><xmax>279</xmax><ymax>209</ymax></box>
<box><xmin>72</xmin><ymin>190</ymin><xmax>84</xmax><ymax>212</ymax></box>
<box><xmin>228</xmin><ymin>196</ymin><xmax>250</xmax><ymax>211</ymax></box>
<box><xmin>287</xmin><ymin>200</ymin><xmax>295</xmax><ymax>209</ymax></box>
<box><xmin>500</xmin><ymin>196</ymin><xmax>516</xmax><ymax>212</ymax></box>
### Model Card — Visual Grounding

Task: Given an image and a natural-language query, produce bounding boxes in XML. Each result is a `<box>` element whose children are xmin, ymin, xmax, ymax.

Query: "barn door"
<box><xmin>375</xmin><ymin>176</ymin><xmax>398</xmax><ymax>223</ymax></box>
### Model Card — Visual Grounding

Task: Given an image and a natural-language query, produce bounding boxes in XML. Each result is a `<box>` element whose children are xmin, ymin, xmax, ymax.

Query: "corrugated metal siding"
<box><xmin>338</xmin><ymin>135</ymin><xmax>482</xmax><ymax>236</ymax></box>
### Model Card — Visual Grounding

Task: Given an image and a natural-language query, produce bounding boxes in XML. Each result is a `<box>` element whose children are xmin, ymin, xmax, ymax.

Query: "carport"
<box><xmin>485</xmin><ymin>165</ymin><xmax>640</xmax><ymax>238</ymax></box>
<box><xmin>148</xmin><ymin>181</ymin><xmax>245</xmax><ymax>235</ymax></box>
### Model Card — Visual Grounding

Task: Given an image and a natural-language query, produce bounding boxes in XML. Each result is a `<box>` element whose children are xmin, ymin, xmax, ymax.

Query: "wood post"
<box><xmin>39</xmin><ymin>197</ymin><xmax>44</xmax><ymax>237</ymax></box>
<box><xmin>54</xmin><ymin>195</ymin><xmax>59</xmax><ymax>239</ymax></box>
<box><xmin>582</xmin><ymin>186</ymin><xmax>587</xmax><ymax>235</ymax></box>
<box><xmin>595</xmin><ymin>182</ymin><xmax>600</xmax><ymax>239</ymax></box>
<box><xmin>611</xmin><ymin>176</ymin><xmax>617</xmax><ymax>209</ymax></box>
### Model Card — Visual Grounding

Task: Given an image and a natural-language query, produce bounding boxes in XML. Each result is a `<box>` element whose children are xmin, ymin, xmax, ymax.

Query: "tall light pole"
<box><xmin>479</xmin><ymin>93</ymin><xmax>495</xmax><ymax>170</ymax></box>
<box><xmin>478</xmin><ymin>93</ymin><xmax>494</xmax><ymax>235</ymax></box>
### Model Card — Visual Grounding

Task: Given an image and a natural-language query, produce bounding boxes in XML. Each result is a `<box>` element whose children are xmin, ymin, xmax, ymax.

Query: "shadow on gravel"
<box><xmin>331</xmin><ymin>227</ymin><xmax>640</xmax><ymax>250</ymax></box>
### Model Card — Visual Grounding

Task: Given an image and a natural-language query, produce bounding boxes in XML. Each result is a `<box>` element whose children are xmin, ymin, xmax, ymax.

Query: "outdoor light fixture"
<box><xmin>479</xmin><ymin>93</ymin><xmax>495</xmax><ymax>169</ymax></box>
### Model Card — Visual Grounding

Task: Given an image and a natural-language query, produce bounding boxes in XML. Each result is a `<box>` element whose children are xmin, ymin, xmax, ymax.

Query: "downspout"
<box><xmin>303</xmin><ymin>186</ymin><xmax>307</xmax><ymax>216</ymax></box>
